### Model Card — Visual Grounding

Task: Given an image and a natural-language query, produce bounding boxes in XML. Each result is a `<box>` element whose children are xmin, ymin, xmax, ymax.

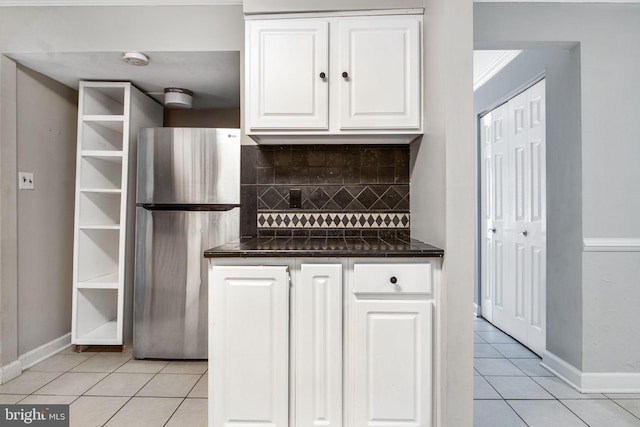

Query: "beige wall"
<box><xmin>164</xmin><ymin>108</ymin><xmax>240</xmax><ymax>128</ymax></box>
<box><xmin>0</xmin><ymin>55</ymin><xmax>19</xmax><ymax>372</ymax></box>
<box><xmin>243</xmin><ymin>0</ymin><xmax>423</xmax><ymax>14</ymax></box>
<box><xmin>16</xmin><ymin>65</ymin><xmax>77</xmax><ymax>355</ymax></box>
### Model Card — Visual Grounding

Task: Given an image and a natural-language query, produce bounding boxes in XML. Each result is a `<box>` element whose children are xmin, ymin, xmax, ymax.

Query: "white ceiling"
<box><xmin>7</xmin><ymin>51</ymin><xmax>241</xmax><ymax>110</ymax></box>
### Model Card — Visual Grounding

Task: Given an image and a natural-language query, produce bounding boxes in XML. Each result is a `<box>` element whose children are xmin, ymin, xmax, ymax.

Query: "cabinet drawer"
<box><xmin>353</xmin><ymin>263</ymin><xmax>431</xmax><ymax>295</ymax></box>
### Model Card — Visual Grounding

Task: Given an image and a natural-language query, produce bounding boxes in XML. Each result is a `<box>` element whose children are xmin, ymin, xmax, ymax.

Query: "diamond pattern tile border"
<box><xmin>257</xmin><ymin>212</ymin><xmax>410</xmax><ymax>229</ymax></box>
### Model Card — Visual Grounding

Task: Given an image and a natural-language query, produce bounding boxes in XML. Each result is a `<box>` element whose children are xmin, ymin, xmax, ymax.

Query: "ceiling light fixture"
<box><xmin>122</xmin><ymin>51</ymin><xmax>150</xmax><ymax>66</ymax></box>
<box><xmin>164</xmin><ymin>87</ymin><xmax>194</xmax><ymax>109</ymax></box>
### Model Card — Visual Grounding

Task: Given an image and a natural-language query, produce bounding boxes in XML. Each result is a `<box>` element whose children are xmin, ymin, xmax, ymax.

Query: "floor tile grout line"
<box><xmin>609</xmin><ymin>398</ymin><xmax>640</xmax><ymax>422</ymax></box>
<box><xmin>503</xmin><ymin>398</ymin><xmax>533</xmax><ymax>426</ymax></box>
<box><xmin>556</xmin><ymin>398</ymin><xmax>596</xmax><ymax>427</ymax></box>
<box><xmin>99</xmin><ymin>394</ymin><xmax>136</xmax><ymax>427</ymax></box>
<box><xmin>163</xmin><ymin>397</ymin><xmax>188</xmax><ymax>427</ymax></box>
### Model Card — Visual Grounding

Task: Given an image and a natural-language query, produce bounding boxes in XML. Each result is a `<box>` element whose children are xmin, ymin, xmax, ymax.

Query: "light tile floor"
<box><xmin>474</xmin><ymin>316</ymin><xmax>640</xmax><ymax>427</ymax></box>
<box><xmin>3</xmin><ymin>320</ymin><xmax>639</xmax><ymax>426</ymax></box>
<box><xmin>0</xmin><ymin>346</ymin><xmax>207</xmax><ymax>426</ymax></box>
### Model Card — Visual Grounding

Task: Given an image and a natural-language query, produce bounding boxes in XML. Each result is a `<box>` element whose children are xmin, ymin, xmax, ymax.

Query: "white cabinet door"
<box><xmin>296</xmin><ymin>264</ymin><xmax>343</xmax><ymax>427</ymax></box>
<box><xmin>247</xmin><ymin>19</ymin><xmax>329</xmax><ymax>130</ymax></box>
<box><xmin>352</xmin><ymin>300</ymin><xmax>432</xmax><ymax>427</ymax></box>
<box><xmin>338</xmin><ymin>17</ymin><xmax>421</xmax><ymax>130</ymax></box>
<box><xmin>210</xmin><ymin>265</ymin><xmax>289</xmax><ymax>427</ymax></box>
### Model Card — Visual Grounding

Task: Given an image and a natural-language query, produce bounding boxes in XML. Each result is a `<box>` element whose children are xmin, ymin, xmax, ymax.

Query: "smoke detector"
<box><xmin>164</xmin><ymin>87</ymin><xmax>193</xmax><ymax>109</ymax></box>
<box><xmin>122</xmin><ymin>51</ymin><xmax>149</xmax><ymax>66</ymax></box>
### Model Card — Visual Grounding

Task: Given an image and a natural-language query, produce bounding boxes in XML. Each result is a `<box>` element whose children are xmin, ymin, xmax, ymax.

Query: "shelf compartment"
<box><xmin>81</xmin><ymin>119</ymin><xmax>124</xmax><ymax>151</ymax></box>
<box><xmin>74</xmin><ymin>288</ymin><xmax>121</xmax><ymax>345</ymax></box>
<box><xmin>74</xmin><ymin>320</ymin><xmax>119</xmax><ymax>345</ymax></box>
<box><xmin>77</xmin><ymin>228</ymin><xmax>120</xmax><ymax>283</ymax></box>
<box><xmin>82</xmin><ymin>86</ymin><xmax>125</xmax><ymax>116</ymax></box>
<box><xmin>75</xmin><ymin>289</ymin><xmax>118</xmax><ymax>343</ymax></box>
<box><xmin>77</xmin><ymin>271</ymin><xmax>119</xmax><ymax>289</ymax></box>
<box><xmin>80</xmin><ymin>156</ymin><xmax>123</xmax><ymax>190</ymax></box>
<box><xmin>79</xmin><ymin>191</ymin><xmax>121</xmax><ymax>227</ymax></box>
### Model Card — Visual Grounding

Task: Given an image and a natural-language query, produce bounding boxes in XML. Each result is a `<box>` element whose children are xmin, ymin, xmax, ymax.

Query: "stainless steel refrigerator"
<box><xmin>134</xmin><ymin>128</ymin><xmax>240</xmax><ymax>359</ymax></box>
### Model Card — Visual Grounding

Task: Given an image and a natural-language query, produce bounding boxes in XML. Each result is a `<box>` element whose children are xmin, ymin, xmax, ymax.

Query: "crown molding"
<box><xmin>0</xmin><ymin>0</ymin><xmax>241</xmax><ymax>6</ymax></box>
<box><xmin>473</xmin><ymin>50</ymin><xmax>522</xmax><ymax>91</ymax></box>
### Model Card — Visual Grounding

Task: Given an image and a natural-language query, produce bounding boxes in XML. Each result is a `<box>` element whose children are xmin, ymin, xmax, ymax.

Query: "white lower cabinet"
<box><xmin>296</xmin><ymin>264</ymin><xmax>343</xmax><ymax>427</ymax></box>
<box><xmin>347</xmin><ymin>262</ymin><xmax>433</xmax><ymax>427</ymax></box>
<box><xmin>209</xmin><ymin>258</ymin><xmax>438</xmax><ymax>427</ymax></box>
<box><xmin>351</xmin><ymin>300</ymin><xmax>432</xmax><ymax>427</ymax></box>
<box><xmin>209</xmin><ymin>265</ymin><xmax>290</xmax><ymax>427</ymax></box>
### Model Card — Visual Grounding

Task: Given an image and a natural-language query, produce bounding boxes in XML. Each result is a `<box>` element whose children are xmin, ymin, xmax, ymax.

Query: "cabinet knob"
<box><xmin>489</xmin><ymin>227</ymin><xmax>496</xmax><ymax>233</ymax></box>
<box><xmin>319</xmin><ymin>72</ymin><xmax>326</xmax><ymax>79</ymax></box>
<box><xmin>342</xmin><ymin>71</ymin><xmax>349</xmax><ymax>79</ymax></box>
<box><xmin>521</xmin><ymin>230</ymin><xmax>528</xmax><ymax>237</ymax></box>
<box><xmin>390</xmin><ymin>276</ymin><xmax>398</xmax><ymax>284</ymax></box>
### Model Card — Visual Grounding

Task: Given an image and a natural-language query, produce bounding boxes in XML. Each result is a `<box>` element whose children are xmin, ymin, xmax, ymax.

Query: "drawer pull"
<box><xmin>390</xmin><ymin>276</ymin><xmax>398</xmax><ymax>284</ymax></box>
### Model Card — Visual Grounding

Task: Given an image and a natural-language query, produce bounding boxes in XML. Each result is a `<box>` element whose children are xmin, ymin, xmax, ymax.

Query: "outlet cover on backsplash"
<box><xmin>241</xmin><ymin>144</ymin><xmax>410</xmax><ymax>239</ymax></box>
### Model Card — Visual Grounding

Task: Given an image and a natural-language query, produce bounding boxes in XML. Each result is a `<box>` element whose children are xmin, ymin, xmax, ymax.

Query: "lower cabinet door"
<box><xmin>352</xmin><ymin>299</ymin><xmax>432</xmax><ymax>427</ymax></box>
<box><xmin>297</xmin><ymin>264</ymin><xmax>343</xmax><ymax>427</ymax></box>
<box><xmin>210</xmin><ymin>265</ymin><xmax>290</xmax><ymax>427</ymax></box>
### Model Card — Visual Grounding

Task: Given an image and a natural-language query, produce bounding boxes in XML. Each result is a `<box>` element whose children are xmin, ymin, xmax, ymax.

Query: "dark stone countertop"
<box><xmin>204</xmin><ymin>236</ymin><xmax>444</xmax><ymax>258</ymax></box>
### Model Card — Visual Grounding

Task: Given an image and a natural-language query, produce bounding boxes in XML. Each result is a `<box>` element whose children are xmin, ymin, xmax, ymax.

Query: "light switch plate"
<box><xmin>18</xmin><ymin>172</ymin><xmax>34</xmax><ymax>190</ymax></box>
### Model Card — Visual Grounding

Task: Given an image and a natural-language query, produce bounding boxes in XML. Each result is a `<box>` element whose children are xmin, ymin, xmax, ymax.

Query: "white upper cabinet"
<box><xmin>247</xmin><ymin>19</ymin><xmax>329</xmax><ymax>130</ymax></box>
<box><xmin>245</xmin><ymin>12</ymin><xmax>423</xmax><ymax>142</ymax></box>
<box><xmin>338</xmin><ymin>17</ymin><xmax>421</xmax><ymax>130</ymax></box>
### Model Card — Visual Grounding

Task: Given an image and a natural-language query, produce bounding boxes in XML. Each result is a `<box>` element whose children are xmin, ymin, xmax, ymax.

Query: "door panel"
<box><xmin>525</xmin><ymin>80</ymin><xmax>546</xmax><ymax>355</ymax></box>
<box><xmin>210</xmin><ymin>266</ymin><xmax>289</xmax><ymax>427</ymax></box>
<box><xmin>338</xmin><ymin>17</ymin><xmax>421</xmax><ymax>129</ymax></box>
<box><xmin>353</xmin><ymin>300</ymin><xmax>432</xmax><ymax>427</ymax></box>
<box><xmin>247</xmin><ymin>19</ymin><xmax>329</xmax><ymax>130</ymax></box>
<box><xmin>480</xmin><ymin>112</ymin><xmax>493</xmax><ymax>320</ymax></box>
<box><xmin>297</xmin><ymin>264</ymin><xmax>343</xmax><ymax>427</ymax></box>
<box><xmin>480</xmin><ymin>79</ymin><xmax>546</xmax><ymax>356</ymax></box>
<box><xmin>487</xmin><ymin>104</ymin><xmax>509</xmax><ymax>329</ymax></box>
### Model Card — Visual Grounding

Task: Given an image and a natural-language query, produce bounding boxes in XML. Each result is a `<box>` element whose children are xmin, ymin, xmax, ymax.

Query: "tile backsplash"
<box><xmin>241</xmin><ymin>145</ymin><xmax>410</xmax><ymax>239</ymax></box>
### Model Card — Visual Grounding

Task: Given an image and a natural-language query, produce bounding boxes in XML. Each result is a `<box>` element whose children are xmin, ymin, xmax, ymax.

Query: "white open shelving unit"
<box><xmin>71</xmin><ymin>82</ymin><xmax>162</xmax><ymax>349</ymax></box>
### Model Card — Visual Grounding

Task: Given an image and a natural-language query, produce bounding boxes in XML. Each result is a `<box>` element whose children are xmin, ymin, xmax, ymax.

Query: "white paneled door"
<box><xmin>481</xmin><ymin>79</ymin><xmax>546</xmax><ymax>356</ymax></box>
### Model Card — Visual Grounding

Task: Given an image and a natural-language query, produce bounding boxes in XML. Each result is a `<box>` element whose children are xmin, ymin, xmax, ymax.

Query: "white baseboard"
<box><xmin>541</xmin><ymin>351</ymin><xmax>584</xmax><ymax>391</ymax></box>
<box><xmin>473</xmin><ymin>303</ymin><xmax>481</xmax><ymax>317</ymax></box>
<box><xmin>19</xmin><ymin>333</ymin><xmax>72</xmax><ymax>370</ymax></box>
<box><xmin>0</xmin><ymin>360</ymin><xmax>22</xmax><ymax>384</ymax></box>
<box><xmin>542</xmin><ymin>350</ymin><xmax>640</xmax><ymax>393</ymax></box>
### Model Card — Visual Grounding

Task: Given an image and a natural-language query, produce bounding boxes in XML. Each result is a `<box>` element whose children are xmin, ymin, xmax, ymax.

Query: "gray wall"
<box><xmin>473</xmin><ymin>48</ymin><xmax>583</xmax><ymax>369</ymax></box>
<box><xmin>475</xmin><ymin>2</ymin><xmax>640</xmax><ymax>373</ymax></box>
<box><xmin>16</xmin><ymin>65</ymin><xmax>77</xmax><ymax>355</ymax></box>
